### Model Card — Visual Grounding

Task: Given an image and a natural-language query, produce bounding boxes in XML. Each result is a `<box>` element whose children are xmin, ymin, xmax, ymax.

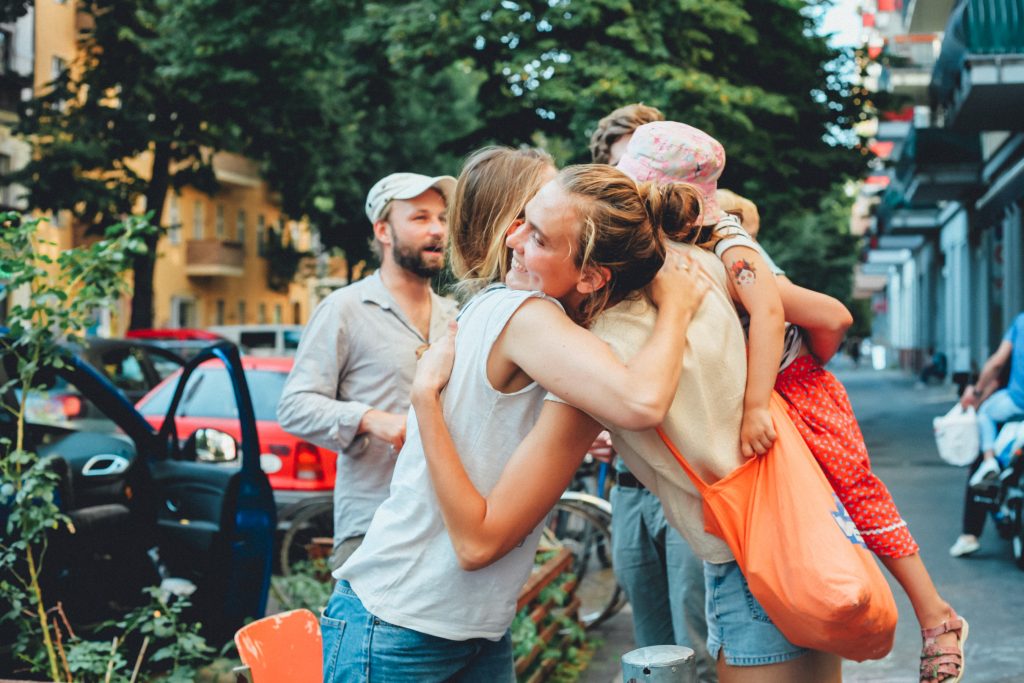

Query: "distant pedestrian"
<box><xmin>919</xmin><ymin>347</ymin><xmax>948</xmax><ymax>386</ymax></box>
<box><xmin>591</xmin><ymin>102</ymin><xmax>716</xmax><ymax>683</ymax></box>
<box><xmin>276</xmin><ymin>172</ymin><xmax>457</xmax><ymax>571</ymax></box>
<box><xmin>848</xmin><ymin>336</ymin><xmax>863</xmax><ymax>367</ymax></box>
<box><xmin>617</xmin><ymin>123</ymin><xmax>967</xmax><ymax>683</ymax></box>
<box><xmin>952</xmin><ymin>311</ymin><xmax>1024</xmax><ymax>557</ymax></box>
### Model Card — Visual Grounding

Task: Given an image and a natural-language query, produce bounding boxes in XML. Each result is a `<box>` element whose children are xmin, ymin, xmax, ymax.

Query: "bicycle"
<box><xmin>277</xmin><ymin>494</ymin><xmax>334</xmax><ymax>576</ymax></box>
<box><xmin>543</xmin><ymin>491</ymin><xmax>626</xmax><ymax>628</ymax></box>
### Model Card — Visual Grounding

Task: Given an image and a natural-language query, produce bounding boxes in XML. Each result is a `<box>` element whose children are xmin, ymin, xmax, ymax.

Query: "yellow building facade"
<box><xmin>23</xmin><ymin>1</ymin><xmax>325</xmax><ymax>334</ymax></box>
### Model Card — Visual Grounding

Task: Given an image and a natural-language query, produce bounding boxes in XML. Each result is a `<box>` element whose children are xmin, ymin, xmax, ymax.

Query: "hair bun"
<box><xmin>638</xmin><ymin>181</ymin><xmax>703</xmax><ymax>242</ymax></box>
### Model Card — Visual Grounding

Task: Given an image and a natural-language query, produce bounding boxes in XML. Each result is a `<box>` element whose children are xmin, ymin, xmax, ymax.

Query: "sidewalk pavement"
<box><xmin>579</xmin><ymin>358</ymin><xmax>965</xmax><ymax>683</ymax></box>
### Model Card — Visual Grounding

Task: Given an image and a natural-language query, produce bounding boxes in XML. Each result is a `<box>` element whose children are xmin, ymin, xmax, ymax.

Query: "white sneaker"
<box><xmin>949</xmin><ymin>536</ymin><xmax>980</xmax><ymax>557</ymax></box>
<box><xmin>968</xmin><ymin>458</ymin><xmax>1001</xmax><ymax>488</ymax></box>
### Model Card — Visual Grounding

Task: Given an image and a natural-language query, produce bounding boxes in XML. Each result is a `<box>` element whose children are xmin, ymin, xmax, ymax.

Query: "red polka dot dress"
<box><xmin>774</xmin><ymin>355</ymin><xmax>918</xmax><ymax>559</ymax></box>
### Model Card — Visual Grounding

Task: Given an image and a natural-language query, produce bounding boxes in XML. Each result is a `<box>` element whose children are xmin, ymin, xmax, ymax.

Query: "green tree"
<box><xmin>350</xmin><ymin>0</ymin><xmax>870</xmax><ymax>289</ymax></box>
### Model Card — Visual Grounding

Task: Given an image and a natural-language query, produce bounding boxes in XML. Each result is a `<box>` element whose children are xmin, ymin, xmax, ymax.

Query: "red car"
<box><xmin>136</xmin><ymin>356</ymin><xmax>335</xmax><ymax>507</ymax></box>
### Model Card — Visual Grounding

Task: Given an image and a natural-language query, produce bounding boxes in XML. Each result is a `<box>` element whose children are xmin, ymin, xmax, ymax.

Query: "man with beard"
<box><xmin>278</xmin><ymin>172</ymin><xmax>458</xmax><ymax>571</ymax></box>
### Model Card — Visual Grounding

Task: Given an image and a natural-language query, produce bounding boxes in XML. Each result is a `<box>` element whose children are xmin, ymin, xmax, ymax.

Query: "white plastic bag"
<box><xmin>933</xmin><ymin>404</ymin><xmax>979</xmax><ymax>467</ymax></box>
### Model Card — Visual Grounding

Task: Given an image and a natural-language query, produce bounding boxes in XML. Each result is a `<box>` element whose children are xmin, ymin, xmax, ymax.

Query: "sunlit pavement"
<box><xmin>583</xmin><ymin>358</ymin><xmax>1024</xmax><ymax>683</ymax></box>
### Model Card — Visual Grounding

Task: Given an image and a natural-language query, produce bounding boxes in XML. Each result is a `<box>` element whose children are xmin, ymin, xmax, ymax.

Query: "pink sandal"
<box><xmin>920</xmin><ymin>611</ymin><xmax>968</xmax><ymax>683</ymax></box>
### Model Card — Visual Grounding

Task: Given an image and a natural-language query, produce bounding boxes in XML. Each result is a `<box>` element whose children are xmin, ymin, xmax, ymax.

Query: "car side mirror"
<box><xmin>186</xmin><ymin>428</ymin><xmax>239</xmax><ymax>463</ymax></box>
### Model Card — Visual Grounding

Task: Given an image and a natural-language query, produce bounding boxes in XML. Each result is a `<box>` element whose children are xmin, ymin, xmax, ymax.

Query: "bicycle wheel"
<box><xmin>544</xmin><ymin>500</ymin><xmax>623</xmax><ymax>628</ymax></box>
<box><xmin>278</xmin><ymin>499</ymin><xmax>334</xmax><ymax>576</ymax></box>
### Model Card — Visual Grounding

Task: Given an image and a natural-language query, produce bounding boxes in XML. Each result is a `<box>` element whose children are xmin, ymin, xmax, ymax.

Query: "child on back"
<box><xmin>616</xmin><ymin>121</ymin><xmax>967</xmax><ymax>683</ymax></box>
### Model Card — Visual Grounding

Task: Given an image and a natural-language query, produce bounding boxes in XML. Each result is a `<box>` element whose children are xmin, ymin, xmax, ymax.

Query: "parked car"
<box><xmin>0</xmin><ymin>340</ymin><xmax>275</xmax><ymax>650</ymax></box>
<box><xmin>125</xmin><ymin>328</ymin><xmax>231</xmax><ymax>361</ymax></box>
<box><xmin>208</xmin><ymin>324</ymin><xmax>303</xmax><ymax>357</ymax></box>
<box><xmin>135</xmin><ymin>356</ymin><xmax>334</xmax><ymax>509</ymax></box>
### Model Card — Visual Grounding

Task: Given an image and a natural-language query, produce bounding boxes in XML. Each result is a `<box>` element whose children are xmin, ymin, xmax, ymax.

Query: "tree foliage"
<box><xmin>14</xmin><ymin>0</ymin><xmax>870</xmax><ymax>318</ymax></box>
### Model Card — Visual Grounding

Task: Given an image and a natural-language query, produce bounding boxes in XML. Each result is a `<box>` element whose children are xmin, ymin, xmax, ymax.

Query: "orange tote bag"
<box><xmin>657</xmin><ymin>392</ymin><xmax>897</xmax><ymax>662</ymax></box>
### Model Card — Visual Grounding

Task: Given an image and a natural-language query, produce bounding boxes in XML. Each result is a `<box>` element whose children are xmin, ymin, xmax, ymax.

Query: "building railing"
<box><xmin>931</xmin><ymin>0</ymin><xmax>1024</xmax><ymax>106</ymax></box>
<box><xmin>185</xmin><ymin>239</ymin><xmax>245</xmax><ymax>277</ymax></box>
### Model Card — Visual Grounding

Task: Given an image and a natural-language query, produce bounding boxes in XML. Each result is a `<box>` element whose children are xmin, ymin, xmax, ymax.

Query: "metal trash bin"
<box><xmin>621</xmin><ymin>645</ymin><xmax>696</xmax><ymax>682</ymax></box>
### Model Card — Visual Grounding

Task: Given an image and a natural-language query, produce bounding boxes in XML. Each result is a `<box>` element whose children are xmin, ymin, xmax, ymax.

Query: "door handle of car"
<box><xmin>81</xmin><ymin>454</ymin><xmax>130</xmax><ymax>477</ymax></box>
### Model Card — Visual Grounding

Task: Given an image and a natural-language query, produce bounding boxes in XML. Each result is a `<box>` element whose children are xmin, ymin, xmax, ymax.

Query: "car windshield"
<box><xmin>140</xmin><ymin>368</ymin><xmax>286</xmax><ymax>421</ymax></box>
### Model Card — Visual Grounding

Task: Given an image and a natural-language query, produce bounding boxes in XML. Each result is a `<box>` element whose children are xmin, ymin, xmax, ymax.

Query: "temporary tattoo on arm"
<box><xmin>730</xmin><ymin>259</ymin><xmax>757</xmax><ymax>287</ymax></box>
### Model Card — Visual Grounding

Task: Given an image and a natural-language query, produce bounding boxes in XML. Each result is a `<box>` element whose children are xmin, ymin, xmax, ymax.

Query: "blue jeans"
<box><xmin>704</xmin><ymin>561</ymin><xmax>808</xmax><ymax>666</ymax></box>
<box><xmin>978</xmin><ymin>389</ymin><xmax>1024</xmax><ymax>453</ymax></box>
<box><xmin>321</xmin><ymin>581</ymin><xmax>515</xmax><ymax>683</ymax></box>
<box><xmin>611</xmin><ymin>485</ymin><xmax>717</xmax><ymax>682</ymax></box>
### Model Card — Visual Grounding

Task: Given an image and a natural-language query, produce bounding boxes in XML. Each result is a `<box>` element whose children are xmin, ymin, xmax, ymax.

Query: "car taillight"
<box><xmin>61</xmin><ymin>395</ymin><xmax>83</xmax><ymax>418</ymax></box>
<box><xmin>294</xmin><ymin>442</ymin><xmax>324</xmax><ymax>481</ymax></box>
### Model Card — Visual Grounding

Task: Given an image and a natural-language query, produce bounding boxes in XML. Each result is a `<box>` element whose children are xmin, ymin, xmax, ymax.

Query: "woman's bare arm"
<box><xmin>499</xmin><ymin>255</ymin><xmax>710</xmax><ymax>431</ymax></box>
<box><xmin>413</xmin><ymin>382</ymin><xmax>601</xmax><ymax>570</ymax></box>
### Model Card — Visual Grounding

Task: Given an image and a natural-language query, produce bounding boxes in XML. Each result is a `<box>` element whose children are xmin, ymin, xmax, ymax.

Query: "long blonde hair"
<box><xmin>448</xmin><ymin>146</ymin><xmax>555</xmax><ymax>300</ymax></box>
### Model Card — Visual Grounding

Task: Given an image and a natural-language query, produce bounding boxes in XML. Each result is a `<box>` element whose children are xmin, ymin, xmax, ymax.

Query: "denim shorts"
<box><xmin>704</xmin><ymin>561</ymin><xmax>809</xmax><ymax>666</ymax></box>
<box><xmin>321</xmin><ymin>580</ymin><xmax>515</xmax><ymax>683</ymax></box>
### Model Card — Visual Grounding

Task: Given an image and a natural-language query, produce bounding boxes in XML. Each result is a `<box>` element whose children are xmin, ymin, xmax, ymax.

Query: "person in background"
<box><xmin>952</xmin><ymin>311</ymin><xmax>1024</xmax><ymax>557</ymax></box>
<box><xmin>276</xmin><ymin>172</ymin><xmax>458</xmax><ymax>571</ymax></box>
<box><xmin>590</xmin><ymin>102</ymin><xmax>716</xmax><ymax>682</ymax></box>
<box><xmin>919</xmin><ymin>347</ymin><xmax>948</xmax><ymax>386</ymax></box>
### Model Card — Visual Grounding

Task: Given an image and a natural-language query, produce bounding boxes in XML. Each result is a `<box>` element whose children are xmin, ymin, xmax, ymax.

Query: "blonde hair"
<box><xmin>557</xmin><ymin>165</ymin><xmax>703</xmax><ymax>326</ymax></box>
<box><xmin>448</xmin><ymin>146</ymin><xmax>555</xmax><ymax>300</ymax></box>
<box><xmin>716</xmin><ymin>189</ymin><xmax>761</xmax><ymax>238</ymax></box>
<box><xmin>589</xmin><ymin>103</ymin><xmax>665</xmax><ymax>164</ymax></box>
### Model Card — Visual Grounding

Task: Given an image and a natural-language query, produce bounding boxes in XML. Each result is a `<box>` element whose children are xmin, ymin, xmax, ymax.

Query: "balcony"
<box><xmin>874</xmin><ymin>186</ymin><xmax>943</xmax><ymax>235</ymax></box>
<box><xmin>878</xmin><ymin>35</ymin><xmax>941</xmax><ymax>104</ymax></box>
<box><xmin>931</xmin><ymin>0</ymin><xmax>1024</xmax><ymax>130</ymax></box>
<box><xmin>894</xmin><ymin>127</ymin><xmax>982</xmax><ymax>204</ymax></box>
<box><xmin>905</xmin><ymin>0</ymin><xmax>958</xmax><ymax>33</ymax></box>
<box><xmin>185</xmin><ymin>239</ymin><xmax>244</xmax><ymax>278</ymax></box>
<box><xmin>213</xmin><ymin>152</ymin><xmax>261</xmax><ymax>188</ymax></box>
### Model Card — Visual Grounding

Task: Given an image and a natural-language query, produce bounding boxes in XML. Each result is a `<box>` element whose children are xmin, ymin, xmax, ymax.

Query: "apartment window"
<box><xmin>215</xmin><ymin>299</ymin><xmax>225</xmax><ymax>325</ymax></box>
<box><xmin>292</xmin><ymin>302</ymin><xmax>301</xmax><ymax>324</ymax></box>
<box><xmin>0</xmin><ymin>30</ymin><xmax>11</xmax><ymax>76</ymax></box>
<box><xmin>236</xmin><ymin>209</ymin><xmax>246</xmax><ymax>244</ymax></box>
<box><xmin>273</xmin><ymin>304</ymin><xmax>282</xmax><ymax>324</ymax></box>
<box><xmin>237</xmin><ymin>300</ymin><xmax>247</xmax><ymax>324</ymax></box>
<box><xmin>215</xmin><ymin>204</ymin><xmax>225</xmax><ymax>239</ymax></box>
<box><xmin>167</xmin><ymin>194</ymin><xmax>181</xmax><ymax>245</ymax></box>
<box><xmin>257</xmin><ymin>302</ymin><xmax>267</xmax><ymax>324</ymax></box>
<box><xmin>192</xmin><ymin>200</ymin><xmax>204</xmax><ymax>240</ymax></box>
<box><xmin>256</xmin><ymin>214</ymin><xmax>266</xmax><ymax>255</ymax></box>
<box><xmin>171</xmin><ymin>296</ymin><xmax>197</xmax><ymax>328</ymax></box>
<box><xmin>50</xmin><ymin>56</ymin><xmax>67</xmax><ymax>110</ymax></box>
<box><xmin>0</xmin><ymin>153</ymin><xmax>11</xmax><ymax>207</ymax></box>
<box><xmin>50</xmin><ymin>56</ymin><xmax>66</xmax><ymax>81</ymax></box>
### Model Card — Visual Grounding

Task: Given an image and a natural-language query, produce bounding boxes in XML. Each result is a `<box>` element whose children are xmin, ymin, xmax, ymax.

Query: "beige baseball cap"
<box><xmin>365</xmin><ymin>173</ymin><xmax>457</xmax><ymax>223</ymax></box>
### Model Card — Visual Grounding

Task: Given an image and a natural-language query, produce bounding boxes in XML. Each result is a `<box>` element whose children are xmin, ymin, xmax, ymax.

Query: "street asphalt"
<box><xmin>581</xmin><ymin>357</ymin><xmax>1024</xmax><ymax>683</ymax></box>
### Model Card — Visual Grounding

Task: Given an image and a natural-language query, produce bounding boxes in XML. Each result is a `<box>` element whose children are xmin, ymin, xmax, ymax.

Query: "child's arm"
<box><xmin>776</xmin><ymin>277</ymin><xmax>853</xmax><ymax>364</ymax></box>
<box><xmin>719</xmin><ymin>245</ymin><xmax>784</xmax><ymax>457</ymax></box>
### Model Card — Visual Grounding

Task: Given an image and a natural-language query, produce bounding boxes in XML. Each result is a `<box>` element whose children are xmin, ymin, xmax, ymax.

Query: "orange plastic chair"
<box><xmin>233</xmin><ymin>608</ymin><xmax>322</xmax><ymax>683</ymax></box>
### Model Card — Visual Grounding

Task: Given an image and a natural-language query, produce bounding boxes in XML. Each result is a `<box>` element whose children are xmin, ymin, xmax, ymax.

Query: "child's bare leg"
<box><xmin>881</xmin><ymin>554</ymin><xmax>957</xmax><ymax>650</ymax></box>
<box><xmin>718</xmin><ymin>650</ymin><xmax>842</xmax><ymax>683</ymax></box>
